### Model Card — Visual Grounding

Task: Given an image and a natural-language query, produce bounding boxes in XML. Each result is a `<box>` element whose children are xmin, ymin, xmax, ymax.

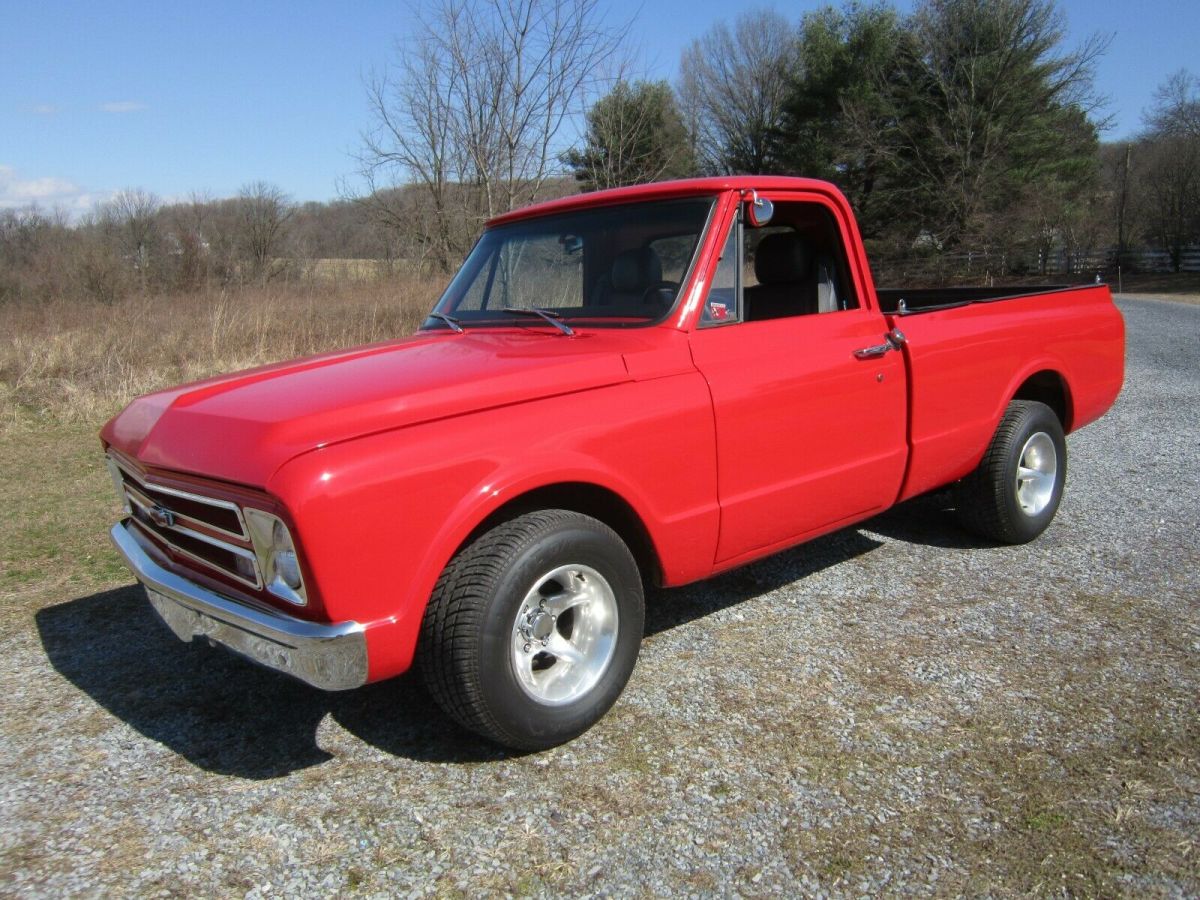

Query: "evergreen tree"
<box><xmin>771</xmin><ymin>3</ymin><xmax>903</xmax><ymax>238</ymax></box>
<box><xmin>775</xmin><ymin>0</ymin><xmax>1106</xmax><ymax>254</ymax></box>
<box><xmin>566</xmin><ymin>80</ymin><xmax>697</xmax><ymax>190</ymax></box>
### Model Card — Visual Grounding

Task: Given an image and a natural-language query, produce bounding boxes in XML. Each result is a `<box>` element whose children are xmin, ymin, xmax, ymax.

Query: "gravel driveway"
<box><xmin>2</xmin><ymin>296</ymin><xmax>1197</xmax><ymax>897</ymax></box>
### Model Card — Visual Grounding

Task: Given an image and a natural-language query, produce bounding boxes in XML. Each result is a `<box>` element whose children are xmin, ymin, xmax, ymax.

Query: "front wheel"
<box><xmin>956</xmin><ymin>400</ymin><xmax>1067</xmax><ymax>544</ymax></box>
<box><xmin>418</xmin><ymin>510</ymin><xmax>644</xmax><ymax>750</ymax></box>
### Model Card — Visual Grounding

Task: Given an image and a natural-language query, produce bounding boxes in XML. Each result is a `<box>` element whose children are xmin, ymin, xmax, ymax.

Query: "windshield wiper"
<box><xmin>501</xmin><ymin>306</ymin><xmax>575</xmax><ymax>337</ymax></box>
<box><xmin>428</xmin><ymin>312</ymin><xmax>464</xmax><ymax>333</ymax></box>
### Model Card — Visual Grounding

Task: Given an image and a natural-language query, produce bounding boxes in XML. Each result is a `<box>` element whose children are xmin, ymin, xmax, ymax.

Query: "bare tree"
<box><xmin>1138</xmin><ymin>137</ymin><xmax>1199</xmax><ymax>270</ymax></box>
<box><xmin>236</xmin><ymin>181</ymin><xmax>293</xmax><ymax>283</ymax></box>
<box><xmin>1101</xmin><ymin>142</ymin><xmax>1136</xmax><ymax>264</ymax></box>
<box><xmin>1145</xmin><ymin>69</ymin><xmax>1200</xmax><ymax>140</ymax></box>
<box><xmin>100</xmin><ymin>188</ymin><xmax>161</xmax><ymax>286</ymax></box>
<box><xmin>159</xmin><ymin>190</ymin><xmax>216</xmax><ymax>291</ymax></box>
<box><xmin>677</xmin><ymin>9</ymin><xmax>797</xmax><ymax>174</ymax></box>
<box><xmin>1135</xmin><ymin>71</ymin><xmax>1200</xmax><ymax>271</ymax></box>
<box><xmin>358</xmin><ymin>0</ymin><xmax>628</xmax><ymax>272</ymax></box>
<box><xmin>0</xmin><ymin>205</ymin><xmax>79</xmax><ymax>302</ymax></box>
<box><xmin>359</xmin><ymin>30</ymin><xmax>461</xmax><ymax>272</ymax></box>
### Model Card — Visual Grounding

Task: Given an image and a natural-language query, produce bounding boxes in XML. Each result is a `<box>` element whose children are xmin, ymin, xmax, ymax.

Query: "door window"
<box><xmin>700</xmin><ymin>216</ymin><xmax>740</xmax><ymax>325</ymax></box>
<box><xmin>701</xmin><ymin>200</ymin><xmax>858</xmax><ymax>325</ymax></box>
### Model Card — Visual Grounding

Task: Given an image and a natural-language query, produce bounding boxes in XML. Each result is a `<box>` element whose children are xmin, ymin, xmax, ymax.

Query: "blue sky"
<box><xmin>2</xmin><ymin>0</ymin><xmax>1196</xmax><ymax>216</ymax></box>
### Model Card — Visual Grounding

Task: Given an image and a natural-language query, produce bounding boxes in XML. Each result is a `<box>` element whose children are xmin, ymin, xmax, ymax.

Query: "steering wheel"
<box><xmin>640</xmin><ymin>280</ymin><xmax>679</xmax><ymax>306</ymax></box>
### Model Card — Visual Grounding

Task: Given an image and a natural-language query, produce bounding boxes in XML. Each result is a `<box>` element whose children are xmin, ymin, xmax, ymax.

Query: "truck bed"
<box><xmin>877</xmin><ymin>283</ymin><xmax>1124</xmax><ymax>502</ymax></box>
<box><xmin>877</xmin><ymin>284</ymin><xmax>1093</xmax><ymax>315</ymax></box>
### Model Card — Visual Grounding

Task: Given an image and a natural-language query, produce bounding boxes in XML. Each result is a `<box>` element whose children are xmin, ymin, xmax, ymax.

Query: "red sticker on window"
<box><xmin>709</xmin><ymin>302</ymin><xmax>728</xmax><ymax>320</ymax></box>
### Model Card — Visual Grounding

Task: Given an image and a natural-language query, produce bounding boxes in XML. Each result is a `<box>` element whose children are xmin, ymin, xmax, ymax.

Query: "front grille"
<box><xmin>108</xmin><ymin>455</ymin><xmax>263</xmax><ymax>591</ymax></box>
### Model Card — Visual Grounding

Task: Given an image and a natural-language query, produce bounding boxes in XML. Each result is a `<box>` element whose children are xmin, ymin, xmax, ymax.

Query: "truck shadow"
<box><xmin>861</xmin><ymin>489</ymin><xmax>997</xmax><ymax>551</ymax></box>
<box><xmin>35</xmin><ymin>587</ymin><xmax>504</xmax><ymax>778</ymax></box>
<box><xmin>645</xmin><ymin>489</ymin><xmax>988</xmax><ymax>635</ymax></box>
<box><xmin>36</xmin><ymin>493</ymin><xmax>982</xmax><ymax>778</ymax></box>
<box><xmin>645</xmin><ymin>527</ymin><xmax>882</xmax><ymax>636</ymax></box>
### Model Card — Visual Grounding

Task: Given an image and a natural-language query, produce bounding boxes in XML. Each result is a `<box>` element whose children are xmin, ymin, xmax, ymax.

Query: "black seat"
<box><xmin>744</xmin><ymin>232</ymin><xmax>817</xmax><ymax>321</ymax></box>
<box><xmin>594</xmin><ymin>247</ymin><xmax>667</xmax><ymax>310</ymax></box>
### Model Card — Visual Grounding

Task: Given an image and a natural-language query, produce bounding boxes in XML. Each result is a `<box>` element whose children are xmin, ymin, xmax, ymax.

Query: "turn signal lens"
<box><xmin>234</xmin><ymin>554</ymin><xmax>257</xmax><ymax>583</ymax></box>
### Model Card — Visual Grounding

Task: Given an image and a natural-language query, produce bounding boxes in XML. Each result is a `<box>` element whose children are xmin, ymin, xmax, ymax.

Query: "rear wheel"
<box><xmin>418</xmin><ymin>510</ymin><xmax>644</xmax><ymax>751</ymax></box>
<box><xmin>956</xmin><ymin>400</ymin><xmax>1067</xmax><ymax>544</ymax></box>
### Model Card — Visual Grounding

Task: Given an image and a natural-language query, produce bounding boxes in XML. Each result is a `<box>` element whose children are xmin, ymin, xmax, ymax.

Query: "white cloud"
<box><xmin>100</xmin><ymin>100</ymin><xmax>147</xmax><ymax>113</ymax></box>
<box><xmin>31</xmin><ymin>104</ymin><xmax>58</xmax><ymax>115</ymax></box>
<box><xmin>0</xmin><ymin>164</ymin><xmax>113</xmax><ymax>217</ymax></box>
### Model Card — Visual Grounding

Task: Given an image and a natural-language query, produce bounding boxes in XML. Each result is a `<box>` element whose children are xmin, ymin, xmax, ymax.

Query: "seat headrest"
<box><xmin>612</xmin><ymin>247</ymin><xmax>663</xmax><ymax>292</ymax></box>
<box><xmin>754</xmin><ymin>232</ymin><xmax>811</xmax><ymax>285</ymax></box>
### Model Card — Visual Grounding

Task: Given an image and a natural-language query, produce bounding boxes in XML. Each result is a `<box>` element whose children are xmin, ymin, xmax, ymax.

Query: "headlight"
<box><xmin>271</xmin><ymin>520</ymin><xmax>303</xmax><ymax>590</ymax></box>
<box><xmin>244</xmin><ymin>509</ymin><xmax>308</xmax><ymax>605</ymax></box>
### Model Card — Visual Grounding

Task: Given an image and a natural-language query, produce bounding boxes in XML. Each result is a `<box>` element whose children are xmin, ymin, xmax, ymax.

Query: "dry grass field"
<box><xmin>296</xmin><ymin>258</ymin><xmax>399</xmax><ymax>282</ymax></box>
<box><xmin>0</xmin><ymin>278</ymin><xmax>441</xmax><ymax>428</ymax></box>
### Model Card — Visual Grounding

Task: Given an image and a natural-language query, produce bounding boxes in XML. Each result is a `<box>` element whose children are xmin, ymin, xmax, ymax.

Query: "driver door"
<box><xmin>689</xmin><ymin>196</ymin><xmax>908</xmax><ymax>565</ymax></box>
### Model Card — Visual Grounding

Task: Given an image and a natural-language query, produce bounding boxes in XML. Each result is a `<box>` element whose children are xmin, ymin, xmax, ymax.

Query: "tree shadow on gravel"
<box><xmin>36</xmin><ymin>586</ymin><xmax>510</xmax><ymax>779</ymax></box>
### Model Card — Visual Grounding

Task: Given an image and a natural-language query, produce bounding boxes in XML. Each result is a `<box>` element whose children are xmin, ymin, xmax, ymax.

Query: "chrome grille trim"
<box><xmin>108</xmin><ymin>454</ymin><xmax>249</xmax><ymax>541</ymax></box>
<box><xmin>122</xmin><ymin>481</ymin><xmax>247</xmax><ymax>546</ymax></box>
<box><xmin>108</xmin><ymin>453</ymin><xmax>262</xmax><ymax>591</ymax></box>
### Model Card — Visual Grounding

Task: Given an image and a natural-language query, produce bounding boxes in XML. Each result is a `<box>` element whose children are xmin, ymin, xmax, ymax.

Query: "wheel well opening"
<box><xmin>470</xmin><ymin>483</ymin><xmax>663</xmax><ymax>587</ymax></box>
<box><xmin>1013</xmin><ymin>371</ymin><xmax>1072</xmax><ymax>431</ymax></box>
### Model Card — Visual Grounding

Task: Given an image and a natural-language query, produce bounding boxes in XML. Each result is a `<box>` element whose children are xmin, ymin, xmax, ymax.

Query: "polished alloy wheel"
<box><xmin>510</xmin><ymin>563</ymin><xmax>618</xmax><ymax>706</ymax></box>
<box><xmin>1015</xmin><ymin>431</ymin><xmax>1058</xmax><ymax>515</ymax></box>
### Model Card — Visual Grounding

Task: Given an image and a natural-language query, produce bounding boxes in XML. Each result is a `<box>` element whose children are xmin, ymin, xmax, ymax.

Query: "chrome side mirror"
<box><xmin>743</xmin><ymin>190</ymin><xmax>774</xmax><ymax>228</ymax></box>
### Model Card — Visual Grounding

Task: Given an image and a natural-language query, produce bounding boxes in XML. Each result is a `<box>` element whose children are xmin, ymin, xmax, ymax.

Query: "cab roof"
<box><xmin>486</xmin><ymin>176</ymin><xmax>846</xmax><ymax>228</ymax></box>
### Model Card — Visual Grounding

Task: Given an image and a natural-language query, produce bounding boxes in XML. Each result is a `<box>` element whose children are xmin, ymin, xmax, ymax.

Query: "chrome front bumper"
<box><xmin>110</xmin><ymin>521</ymin><xmax>368</xmax><ymax>690</ymax></box>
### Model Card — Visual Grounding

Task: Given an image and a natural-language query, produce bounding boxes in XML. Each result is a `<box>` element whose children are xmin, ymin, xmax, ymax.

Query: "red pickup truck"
<box><xmin>103</xmin><ymin>177</ymin><xmax>1124</xmax><ymax>749</ymax></box>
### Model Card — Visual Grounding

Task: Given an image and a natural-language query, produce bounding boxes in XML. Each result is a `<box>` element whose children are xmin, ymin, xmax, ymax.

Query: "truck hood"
<box><xmin>101</xmin><ymin>330</ymin><xmax>634</xmax><ymax>486</ymax></box>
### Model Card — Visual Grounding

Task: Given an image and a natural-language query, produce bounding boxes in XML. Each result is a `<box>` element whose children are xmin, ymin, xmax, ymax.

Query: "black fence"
<box><xmin>871</xmin><ymin>246</ymin><xmax>1200</xmax><ymax>286</ymax></box>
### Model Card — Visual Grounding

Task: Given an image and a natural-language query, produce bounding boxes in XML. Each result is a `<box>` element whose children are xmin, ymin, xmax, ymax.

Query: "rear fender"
<box><xmin>996</xmin><ymin>359</ymin><xmax>1075</xmax><ymax>436</ymax></box>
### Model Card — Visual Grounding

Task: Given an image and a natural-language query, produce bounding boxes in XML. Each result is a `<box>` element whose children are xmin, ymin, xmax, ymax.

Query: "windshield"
<box><xmin>425</xmin><ymin>197</ymin><xmax>715</xmax><ymax>329</ymax></box>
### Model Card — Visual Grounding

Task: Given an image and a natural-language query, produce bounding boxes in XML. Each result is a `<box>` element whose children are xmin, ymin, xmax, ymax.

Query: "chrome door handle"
<box><xmin>854</xmin><ymin>343</ymin><xmax>891</xmax><ymax>359</ymax></box>
<box><xmin>854</xmin><ymin>328</ymin><xmax>907</xmax><ymax>360</ymax></box>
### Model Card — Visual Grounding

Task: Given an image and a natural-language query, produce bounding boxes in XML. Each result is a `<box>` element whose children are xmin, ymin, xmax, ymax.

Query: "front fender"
<box><xmin>267</xmin><ymin>374</ymin><xmax>718</xmax><ymax>682</ymax></box>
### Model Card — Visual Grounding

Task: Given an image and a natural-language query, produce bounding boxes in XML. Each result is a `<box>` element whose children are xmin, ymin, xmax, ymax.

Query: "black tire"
<box><xmin>956</xmin><ymin>400</ymin><xmax>1067</xmax><ymax>544</ymax></box>
<box><xmin>417</xmin><ymin>510</ymin><xmax>644</xmax><ymax>751</ymax></box>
